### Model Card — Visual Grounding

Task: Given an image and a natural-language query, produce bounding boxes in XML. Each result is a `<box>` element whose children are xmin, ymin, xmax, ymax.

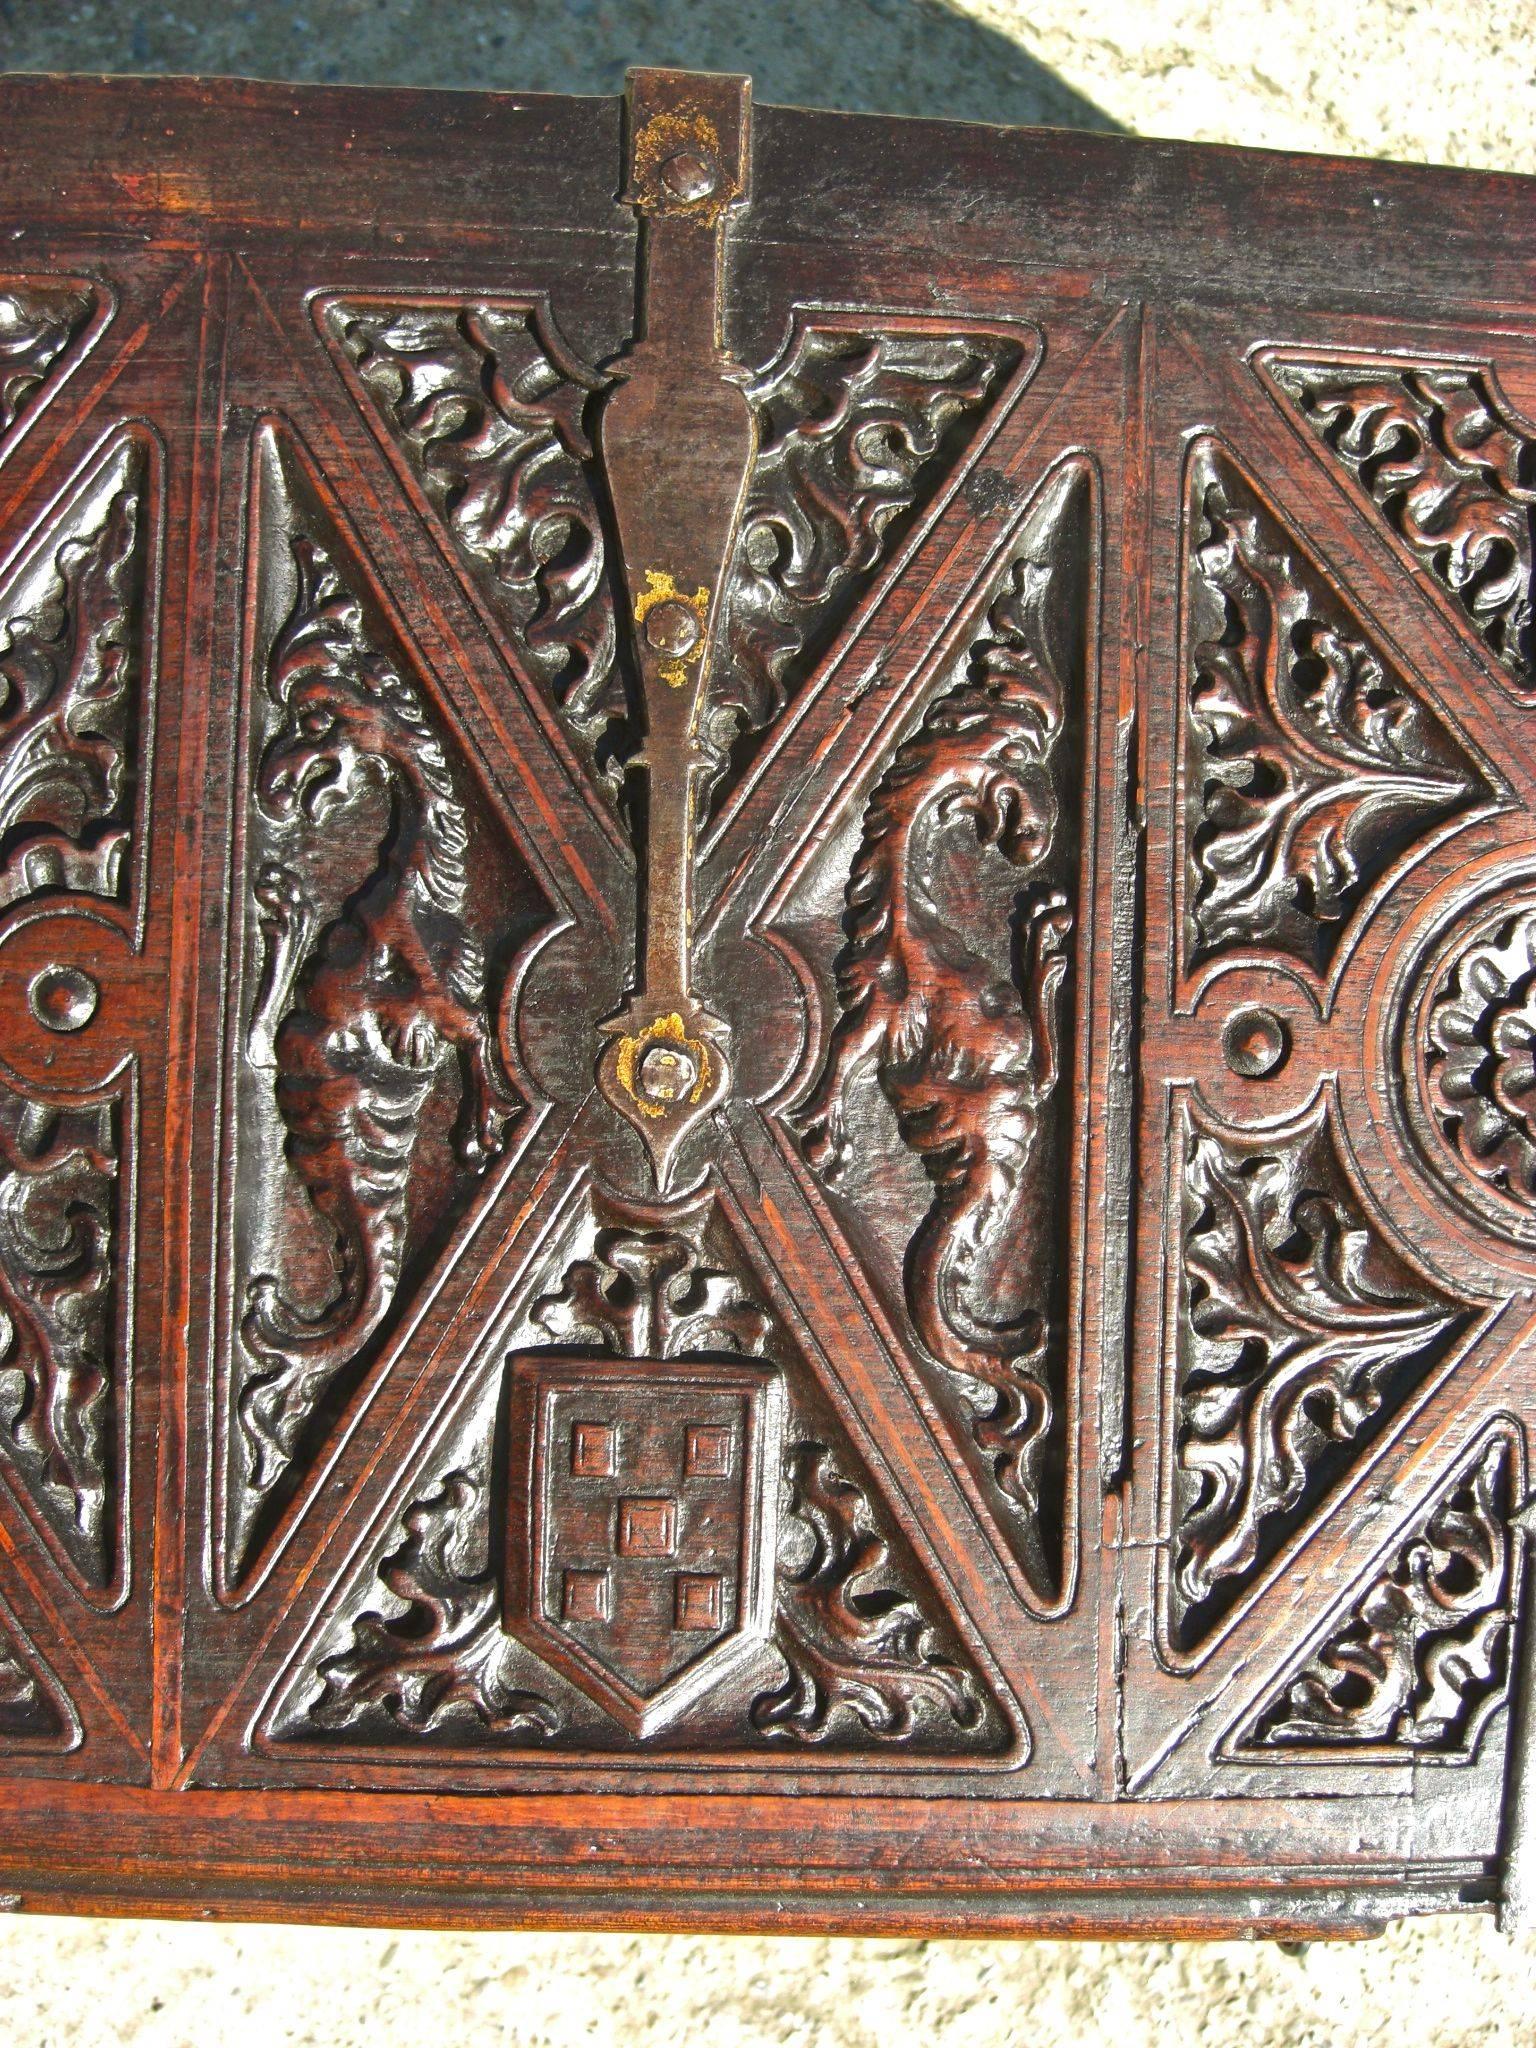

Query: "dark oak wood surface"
<box><xmin>1</xmin><ymin>63</ymin><xmax>1535</xmax><ymax>1937</ymax></box>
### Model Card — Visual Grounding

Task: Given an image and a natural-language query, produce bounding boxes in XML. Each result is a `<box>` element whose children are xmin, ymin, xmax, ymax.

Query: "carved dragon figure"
<box><xmin>796</xmin><ymin>533</ymin><xmax>1075</xmax><ymax>1524</ymax></box>
<box><xmin>241</xmin><ymin>532</ymin><xmax>517</xmax><ymax>1494</ymax></box>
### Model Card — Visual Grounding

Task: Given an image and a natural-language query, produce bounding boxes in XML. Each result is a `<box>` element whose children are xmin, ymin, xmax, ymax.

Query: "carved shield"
<box><xmin>506</xmin><ymin>1356</ymin><xmax>785</xmax><ymax>1735</ymax></box>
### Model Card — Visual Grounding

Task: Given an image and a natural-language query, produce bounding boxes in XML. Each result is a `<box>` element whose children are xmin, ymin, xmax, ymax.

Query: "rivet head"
<box><xmin>644</xmin><ymin>597</ymin><xmax>702</xmax><ymax>659</ymax></box>
<box><xmin>658</xmin><ymin>148</ymin><xmax>718</xmax><ymax>203</ymax></box>
<box><xmin>1222</xmin><ymin>1005</ymin><xmax>1289</xmax><ymax>1079</ymax></box>
<box><xmin>28</xmin><ymin>964</ymin><xmax>99</xmax><ymax>1034</ymax></box>
<box><xmin>636</xmin><ymin>1040</ymin><xmax>699</xmax><ymax>1105</ymax></box>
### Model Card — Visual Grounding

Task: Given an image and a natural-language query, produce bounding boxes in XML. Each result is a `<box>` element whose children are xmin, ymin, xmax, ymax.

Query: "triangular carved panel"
<box><xmin>258</xmin><ymin>1181</ymin><xmax>1015</xmax><ymax>1766</ymax></box>
<box><xmin>218</xmin><ymin>421</ymin><xmax>556</xmax><ymax>1594</ymax></box>
<box><xmin>1180</xmin><ymin>436</ymin><xmax>1490</xmax><ymax>989</ymax></box>
<box><xmin>1224</xmin><ymin>1424</ymin><xmax>1521</xmax><ymax>1760</ymax></box>
<box><xmin>779</xmin><ymin>456</ymin><xmax>1095</xmax><ymax>1605</ymax></box>
<box><xmin>1167</xmin><ymin>1090</ymin><xmax>1473</xmax><ymax>1654</ymax></box>
<box><xmin>0</xmin><ymin>1588</ymin><xmax>77</xmax><ymax>1749</ymax></box>
<box><xmin>0</xmin><ymin>1084</ymin><xmax>123</xmax><ymax>1591</ymax></box>
<box><xmin>318</xmin><ymin>295</ymin><xmax>1034</xmax><ymax>815</ymax></box>
<box><xmin>0</xmin><ymin>425</ymin><xmax>157</xmax><ymax>918</ymax></box>
<box><xmin>1262</xmin><ymin>352</ymin><xmax>1536</xmax><ymax>701</ymax></box>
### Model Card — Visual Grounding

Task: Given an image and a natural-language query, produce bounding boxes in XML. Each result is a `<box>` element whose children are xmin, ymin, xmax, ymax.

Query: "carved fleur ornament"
<box><xmin>11</xmin><ymin>60</ymin><xmax>1536</xmax><ymax>1937</ymax></box>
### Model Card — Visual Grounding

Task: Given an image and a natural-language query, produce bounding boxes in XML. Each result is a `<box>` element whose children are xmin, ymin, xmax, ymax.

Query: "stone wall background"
<box><xmin>3</xmin><ymin>2</ymin><xmax>1536</xmax><ymax>2041</ymax></box>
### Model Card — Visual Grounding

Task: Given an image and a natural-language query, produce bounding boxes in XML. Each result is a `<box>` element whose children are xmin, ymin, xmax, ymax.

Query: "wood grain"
<box><xmin>0</xmin><ymin>60</ymin><xmax>1533</xmax><ymax>1937</ymax></box>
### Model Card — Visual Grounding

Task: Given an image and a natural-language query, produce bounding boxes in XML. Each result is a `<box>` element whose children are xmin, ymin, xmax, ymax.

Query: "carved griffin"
<box><xmin>796</xmin><ymin>502</ymin><xmax>1079</xmax><ymax>1528</ymax></box>
<box><xmin>241</xmin><ymin>532</ymin><xmax>516</xmax><ymax>1495</ymax></box>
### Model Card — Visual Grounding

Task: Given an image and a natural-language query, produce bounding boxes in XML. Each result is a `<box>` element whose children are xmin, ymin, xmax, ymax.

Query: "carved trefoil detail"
<box><xmin>795</xmin><ymin>458</ymin><xmax>1092</xmax><ymax>1602</ymax></box>
<box><xmin>1226</xmin><ymin>1425</ymin><xmax>1522</xmax><ymax>1759</ymax></box>
<box><xmin>222</xmin><ymin>421</ymin><xmax>548</xmax><ymax>1591</ymax></box>
<box><xmin>1411</xmin><ymin>894</ymin><xmax>1536</xmax><ymax>1237</ymax></box>
<box><xmin>1168</xmin><ymin>1091</ymin><xmax>1471</xmax><ymax>1652</ymax></box>
<box><xmin>1181</xmin><ymin>437</ymin><xmax>1486</xmax><ymax>986</ymax></box>
<box><xmin>1264</xmin><ymin>352</ymin><xmax>1536</xmax><ymax>699</ymax></box>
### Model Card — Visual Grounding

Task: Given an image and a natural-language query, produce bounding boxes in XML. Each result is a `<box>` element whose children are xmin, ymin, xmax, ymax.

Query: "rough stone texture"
<box><xmin>4</xmin><ymin>0</ymin><xmax>1536</xmax><ymax>2038</ymax></box>
<box><xmin>2</xmin><ymin>1912</ymin><xmax>1536</xmax><ymax>2045</ymax></box>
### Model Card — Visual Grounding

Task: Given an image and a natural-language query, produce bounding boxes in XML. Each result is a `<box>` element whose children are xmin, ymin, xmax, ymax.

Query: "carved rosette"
<box><xmin>1228</xmin><ymin>1427</ymin><xmax>1521</xmax><ymax>1758</ymax></box>
<box><xmin>270</xmin><ymin>1199</ymin><xmax>1004</xmax><ymax>1757</ymax></box>
<box><xmin>1406</xmin><ymin>891</ymin><xmax>1536</xmax><ymax>1241</ymax></box>
<box><xmin>1169</xmin><ymin>1093</ymin><xmax>1470</xmax><ymax>1651</ymax></box>
<box><xmin>1181</xmin><ymin>437</ymin><xmax>1485</xmax><ymax>986</ymax></box>
<box><xmin>1266</xmin><ymin>354</ymin><xmax>1536</xmax><ymax>699</ymax></box>
<box><xmin>795</xmin><ymin>458</ymin><xmax>1091</xmax><ymax>1602</ymax></box>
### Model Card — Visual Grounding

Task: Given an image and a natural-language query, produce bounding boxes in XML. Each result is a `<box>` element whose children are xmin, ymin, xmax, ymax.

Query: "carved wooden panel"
<box><xmin>1</xmin><ymin>64</ymin><xmax>1535</xmax><ymax>1937</ymax></box>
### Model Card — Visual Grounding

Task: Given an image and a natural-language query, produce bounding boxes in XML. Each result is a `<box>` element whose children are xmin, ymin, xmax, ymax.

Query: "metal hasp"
<box><xmin>595</xmin><ymin>67</ymin><xmax>755</xmax><ymax>1189</ymax></box>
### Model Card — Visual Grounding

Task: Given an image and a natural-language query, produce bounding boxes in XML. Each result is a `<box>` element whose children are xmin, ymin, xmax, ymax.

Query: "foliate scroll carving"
<box><xmin>0</xmin><ymin>1089</ymin><xmax>120</xmax><ymax>1588</ymax></box>
<box><xmin>1182</xmin><ymin>439</ymin><xmax>1482</xmax><ymax>981</ymax></box>
<box><xmin>756</xmin><ymin>1441</ymin><xmax>985</xmax><ymax>1743</ymax></box>
<box><xmin>226</xmin><ymin>425</ymin><xmax>540</xmax><ymax>1587</ymax></box>
<box><xmin>1267</xmin><ymin>356</ymin><xmax>1536</xmax><ymax>697</ymax></box>
<box><xmin>318</xmin><ymin>299</ymin><xmax>627</xmax><ymax>789</ymax></box>
<box><xmin>1230</xmin><ymin>1429</ymin><xmax>1519</xmax><ymax>1757</ymax></box>
<box><xmin>796</xmin><ymin>460</ymin><xmax>1090</xmax><ymax>1598</ymax></box>
<box><xmin>322</xmin><ymin>296</ymin><xmax>1029</xmax><ymax>810</ymax></box>
<box><xmin>0</xmin><ymin>280</ymin><xmax>98</xmax><ymax>442</ymax></box>
<box><xmin>0</xmin><ymin>1604</ymin><xmax>65</xmax><ymax>1742</ymax></box>
<box><xmin>0</xmin><ymin>430</ymin><xmax>150</xmax><ymax>912</ymax></box>
<box><xmin>278</xmin><ymin>1204</ymin><xmax>1003</xmax><ymax>1756</ymax></box>
<box><xmin>708</xmin><ymin>319</ymin><xmax>1029</xmax><ymax>791</ymax></box>
<box><xmin>1171</xmin><ymin>1095</ymin><xmax>1469</xmax><ymax>1648</ymax></box>
<box><xmin>1421</xmin><ymin>901</ymin><xmax>1536</xmax><ymax>1219</ymax></box>
<box><xmin>307</xmin><ymin>1469</ymin><xmax>560</xmax><ymax>1741</ymax></box>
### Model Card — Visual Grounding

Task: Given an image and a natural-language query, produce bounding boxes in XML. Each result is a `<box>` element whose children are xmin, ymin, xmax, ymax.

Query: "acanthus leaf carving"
<box><xmin>1182</xmin><ymin>438</ymin><xmax>1482</xmax><ymax>981</ymax></box>
<box><xmin>708</xmin><ymin>318</ymin><xmax>1030</xmax><ymax>799</ymax></box>
<box><xmin>755</xmin><ymin>1441</ymin><xmax>986</xmax><ymax>1743</ymax></box>
<box><xmin>276</xmin><ymin>1202</ymin><xmax>1003</xmax><ymax>1756</ymax></box>
<box><xmin>1267</xmin><ymin>355</ymin><xmax>1536</xmax><ymax>698</ymax></box>
<box><xmin>0</xmin><ymin>1087</ymin><xmax>120</xmax><ymax>1589</ymax></box>
<box><xmin>0</xmin><ymin>430</ymin><xmax>150</xmax><ymax>913</ymax></box>
<box><xmin>308</xmin><ymin>1469</ymin><xmax>560</xmax><ymax>1741</ymax></box>
<box><xmin>0</xmin><ymin>279</ymin><xmax>99</xmax><ymax>444</ymax></box>
<box><xmin>322</xmin><ymin>297</ymin><xmax>1030</xmax><ymax>815</ymax></box>
<box><xmin>319</xmin><ymin>298</ymin><xmax>627</xmax><ymax>792</ymax></box>
<box><xmin>795</xmin><ymin>459</ymin><xmax>1090</xmax><ymax>1599</ymax></box>
<box><xmin>227</xmin><ymin>423</ymin><xmax>536</xmax><ymax>1588</ymax></box>
<box><xmin>1230</xmin><ymin>1428</ymin><xmax>1519</xmax><ymax>1757</ymax></box>
<box><xmin>1172</xmin><ymin>1093</ymin><xmax>1469</xmax><ymax>1648</ymax></box>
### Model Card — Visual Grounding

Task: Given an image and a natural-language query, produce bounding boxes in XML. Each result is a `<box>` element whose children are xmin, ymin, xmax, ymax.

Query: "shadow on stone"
<box><xmin>2</xmin><ymin>0</ymin><xmax>1125</xmax><ymax>135</ymax></box>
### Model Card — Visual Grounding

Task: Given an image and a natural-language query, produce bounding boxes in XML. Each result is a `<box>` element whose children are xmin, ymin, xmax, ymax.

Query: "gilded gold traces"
<box><xmin>613</xmin><ymin>1012</ymin><xmax>712</xmax><ymax>1118</ymax></box>
<box><xmin>633</xmin><ymin>569</ymin><xmax>710</xmax><ymax>688</ymax></box>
